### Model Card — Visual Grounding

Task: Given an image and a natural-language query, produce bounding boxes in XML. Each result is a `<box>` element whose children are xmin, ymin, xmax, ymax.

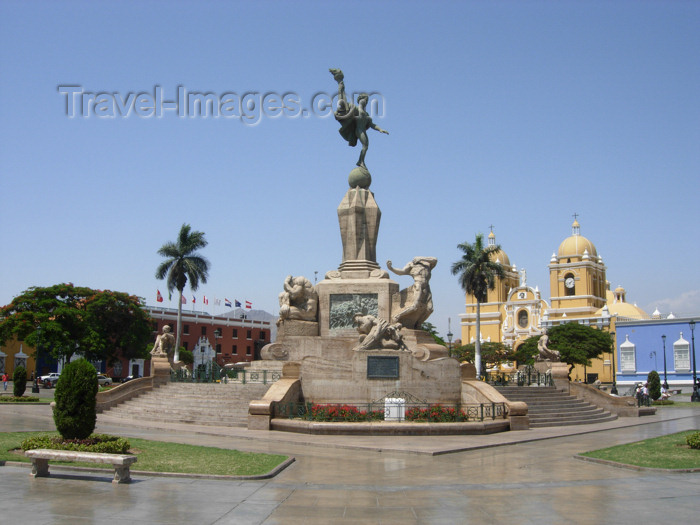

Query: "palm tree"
<box><xmin>155</xmin><ymin>224</ymin><xmax>210</xmax><ymax>362</ymax></box>
<box><xmin>451</xmin><ymin>233</ymin><xmax>505</xmax><ymax>377</ymax></box>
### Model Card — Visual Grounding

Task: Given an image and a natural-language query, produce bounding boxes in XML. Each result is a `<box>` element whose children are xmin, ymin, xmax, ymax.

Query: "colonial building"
<box><xmin>459</xmin><ymin>229</ymin><xmax>549</xmax><ymax>353</ymax></box>
<box><xmin>144</xmin><ymin>307</ymin><xmax>272</xmax><ymax>375</ymax></box>
<box><xmin>13</xmin><ymin>307</ymin><xmax>273</xmax><ymax>381</ymax></box>
<box><xmin>615</xmin><ymin>316</ymin><xmax>698</xmax><ymax>390</ymax></box>
<box><xmin>458</xmin><ymin>219</ymin><xmax>660</xmax><ymax>385</ymax></box>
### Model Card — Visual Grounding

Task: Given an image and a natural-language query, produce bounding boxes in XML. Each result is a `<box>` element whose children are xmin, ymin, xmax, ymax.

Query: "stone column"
<box><xmin>337</xmin><ymin>187</ymin><xmax>381</xmax><ymax>276</ymax></box>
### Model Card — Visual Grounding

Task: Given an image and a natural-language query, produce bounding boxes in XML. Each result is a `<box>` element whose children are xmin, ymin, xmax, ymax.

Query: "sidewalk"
<box><xmin>1</xmin><ymin>403</ymin><xmax>699</xmax><ymax>524</ymax></box>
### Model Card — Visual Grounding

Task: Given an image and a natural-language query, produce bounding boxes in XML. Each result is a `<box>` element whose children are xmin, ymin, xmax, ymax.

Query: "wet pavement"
<box><xmin>1</xmin><ymin>402</ymin><xmax>699</xmax><ymax>524</ymax></box>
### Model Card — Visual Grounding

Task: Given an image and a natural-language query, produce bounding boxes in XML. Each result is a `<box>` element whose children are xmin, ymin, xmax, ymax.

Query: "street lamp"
<box><xmin>610</xmin><ymin>331</ymin><xmax>617</xmax><ymax>395</ymax></box>
<box><xmin>661</xmin><ymin>335</ymin><xmax>668</xmax><ymax>390</ymax></box>
<box><xmin>446</xmin><ymin>317</ymin><xmax>454</xmax><ymax>357</ymax></box>
<box><xmin>690</xmin><ymin>320</ymin><xmax>698</xmax><ymax>402</ymax></box>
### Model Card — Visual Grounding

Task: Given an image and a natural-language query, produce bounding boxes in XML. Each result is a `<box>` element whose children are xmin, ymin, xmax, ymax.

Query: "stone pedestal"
<box><xmin>550</xmin><ymin>362</ymin><xmax>570</xmax><ymax>390</ymax></box>
<box><xmin>150</xmin><ymin>356</ymin><xmax>172</xmax><ymax>386</ymax></box>
<box><xmin>337</xmin><ymin>187</ymin><xmax>381</xmax><ymax>274</ymax></box>
<box><xmin>315</xmin><ymin>276</ymin><xmax>399</xmax><ymax>338</ymax></box>
<box><xmin>535</xmin><ymin>361</ymin><xmax>570</xmax><ymax>390</ymax></box>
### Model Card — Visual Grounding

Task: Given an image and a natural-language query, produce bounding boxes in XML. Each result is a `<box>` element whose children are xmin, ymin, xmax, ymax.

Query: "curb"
<box><xmin>573</xmin><ymin>454</ymin><xmax>700</xmax><ymax>473</ymax></box>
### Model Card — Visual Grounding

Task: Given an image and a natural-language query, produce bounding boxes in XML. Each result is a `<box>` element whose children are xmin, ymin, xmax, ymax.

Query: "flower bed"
<box><xmin>405</xmin><ymin>405</ymin><xmax>469</xmax><ymax>422</ymax></box>
<box><xmin>309</xmin><ymin>404</ymin><xmax>385</xmax><ymax>422</ymax></box>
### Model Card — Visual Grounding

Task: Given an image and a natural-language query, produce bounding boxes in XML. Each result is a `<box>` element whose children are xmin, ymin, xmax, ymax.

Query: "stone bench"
<box><xmin>25</xmin><ymin>448</ymin><xmax>137</xmax><ymax>484</ymax></box>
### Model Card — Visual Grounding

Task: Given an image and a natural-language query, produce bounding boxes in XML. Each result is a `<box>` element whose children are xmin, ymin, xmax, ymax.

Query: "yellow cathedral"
<box><xmin>458</xmin><ymin>219</ymin><xmax>649</xmax><ymax>384</ymax></box>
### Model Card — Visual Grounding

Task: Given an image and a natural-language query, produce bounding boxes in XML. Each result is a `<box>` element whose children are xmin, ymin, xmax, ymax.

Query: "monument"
<box><xmin>248</xmin><ymin>70</ymin><xmax>522</xmax><ymax>431</ymax></box>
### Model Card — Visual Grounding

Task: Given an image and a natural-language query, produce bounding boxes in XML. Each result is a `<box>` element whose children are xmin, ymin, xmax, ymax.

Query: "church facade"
<box><xmin>458</xmin><ymin>219</ymin><xmax>652</xmax><ymax>384</ymax></box>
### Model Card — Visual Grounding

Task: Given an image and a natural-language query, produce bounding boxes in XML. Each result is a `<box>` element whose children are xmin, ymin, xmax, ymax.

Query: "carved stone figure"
<box><xmin>353</xmin><ymin>314</ymin><xmax>405</xmax><ymax>351</ymax></box>
<box><xmin>387</xmin><ymin>257</ymin><xmax>438</xmax><ymax>329</ymax></box>
<box><xmin>330</xmin><ymin>68</ymin><xmax>388</xmax><ymax>170</ymax></box>
<box><xmin>150</xmin><ymin>325</ymin><xmax>175</xmax><ymax>357</ymax></box>
<box><xmin>537</xmin><ymin>332</ymin><xmax>561</xmax><ymax>361</ymax></box>
<box><xmin>277</xmin><ymin>275</ymin><xmax>318</xmax><ymax>326</ymax></box>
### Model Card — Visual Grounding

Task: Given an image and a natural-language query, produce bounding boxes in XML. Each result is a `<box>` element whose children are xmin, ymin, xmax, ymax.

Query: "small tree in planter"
<box><xmin>53</xmin><ymin>358</ymin><xmax>98</xmax><ymax>439</ymax></box>
<box><xmin>13</xmin><ymin>366</ymin><xmax>27</xmax><ymax>397</ymax></box>
<box><xmin>647</xmin><ymin>370</ymin><xmax>661</xmax><ymax>401</ymax></box>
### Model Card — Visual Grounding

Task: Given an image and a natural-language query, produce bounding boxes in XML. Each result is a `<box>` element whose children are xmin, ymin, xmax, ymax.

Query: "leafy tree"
<box><xmin>451</xmin><ymin>341</ymin><xmax>513</xmax><ymax>376</ymax></box>
<box><xmin>0</xmin><ymin>284</ymin><xmax>152</xmax><ymax>365</ymax></box>
<box><xmin>547</xmin><ymin>323</ymin><xmax>612</xmax><ymax>376</ymax></box>
<box><xmin>451</xmin><ymin>234</ymin><xmax>505</xmax><ymax>375</ymax></box>
<box><xmin>155</xmin><ymin>224</ymin><xmax>210</xmax><ymax>362</ymax></box>
<box><xmin>53</xmin><ymin>358</ymin><xmax>98</xmax><ymax>439</ymax></box>
<box><xmin>178</xmin><ymin>348</ymin><xmax>194</xmax><ymax>366</ymax></box>
<box><xmin>13</xmin><ymin>366</ymin><xmax>27</xmax><ymax>397</ymax></box>
<box><xmin>421</xmin><ymin>322</ymin><xmax>446</xmax><ymax>346</ymax></box>
<box><xmin>512</xmin><ymin>335</ymin><xmax>541</xmax><ymax>366</ymax></box>
<box><xmin>647</xmin><ymin>370</ymin><xmax>661</xmax><ymax>401</ymax></box>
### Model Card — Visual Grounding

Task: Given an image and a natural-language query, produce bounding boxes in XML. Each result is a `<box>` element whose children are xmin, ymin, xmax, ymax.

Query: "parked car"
<box><xmin>40</xmin><ymin>372</ymin><xmax>60</xmax><ymax>388</ymax></box>
<box><xmin>97</xmin><ymin>374</ymin><xmax>112</xmax><ymax>386</ymax></box>
<box><xmin>120</xmin><ymin>375</ymin><xmax>141</xmax><ymax>383</ymax></box>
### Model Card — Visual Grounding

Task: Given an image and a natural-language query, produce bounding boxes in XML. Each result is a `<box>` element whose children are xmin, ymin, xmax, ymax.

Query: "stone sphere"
<box><xmin>348</xmin><ymin>166</ymin><xmax>372</xmax><ymax>189</ymax></box>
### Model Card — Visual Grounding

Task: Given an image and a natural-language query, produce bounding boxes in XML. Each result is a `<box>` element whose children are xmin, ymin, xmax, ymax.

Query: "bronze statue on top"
<box><xmin>330</xmin><ymin>68</ymin><xmax>388</xmax><ymax>170</ymax></box>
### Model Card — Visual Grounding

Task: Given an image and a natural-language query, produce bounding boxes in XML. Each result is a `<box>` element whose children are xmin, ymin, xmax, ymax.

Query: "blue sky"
<box><xmin>1</xmin><ymin>1</ymin><xmax>699</xmax><ymax>339</ymax></box>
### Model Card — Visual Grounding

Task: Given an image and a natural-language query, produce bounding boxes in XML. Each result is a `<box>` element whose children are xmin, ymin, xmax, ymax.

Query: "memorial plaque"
<box><xmin>367</xmin><ymin>355</ymin><xmax>400</xmax><ymax>379</ymax></box>
<box><xmin>329</xmin><ymin>293</ymin><xmax>378</xmax><ymax>330</ymax></box>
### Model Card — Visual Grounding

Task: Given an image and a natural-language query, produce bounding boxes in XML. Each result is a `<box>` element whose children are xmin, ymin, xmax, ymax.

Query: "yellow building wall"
<box><xmin>0</xmin><ymin>338</ymin><xmax>37</xmax><ymax>378</ymax></box>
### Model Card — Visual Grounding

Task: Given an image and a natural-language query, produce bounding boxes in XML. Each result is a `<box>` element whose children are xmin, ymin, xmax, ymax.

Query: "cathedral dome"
<box><xmin>487</xmin><ymin>231</ymin><xmax>511</xmax><ymax>267</ymax></box>
<box><xmin>557</xmin><ymin>219</ymin><xmax>598</xmax><ymax>259</ymax></box>
<box><xmin>598</xmin><ymin>285</ymin><xmax>649</xmax><ymax>319</ymax></box>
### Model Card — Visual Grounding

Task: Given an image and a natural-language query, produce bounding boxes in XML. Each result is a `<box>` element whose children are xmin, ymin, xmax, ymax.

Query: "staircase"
<box><xmin>496</xmin><ymin>386</ymin><xmax>617</xmax><ymax>428</ymax></box>
<box><xmin>101</xmin><ymin>382</ymin><xmax>272</xmax><ymax>427</ymax></box>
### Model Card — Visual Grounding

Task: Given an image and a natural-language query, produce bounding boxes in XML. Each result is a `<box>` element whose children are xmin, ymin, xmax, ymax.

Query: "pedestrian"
<box><xmin>642</xmin><ymin>383</ymin><xmax>650</xmax><ymax>406</ymax></box>
<box><xmin>2</xmin><ymin>372</ymin><xmax>7</xmax><ymax>391</ymax></box>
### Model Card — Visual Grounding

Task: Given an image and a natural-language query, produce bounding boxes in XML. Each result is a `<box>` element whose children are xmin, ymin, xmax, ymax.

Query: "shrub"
<box><xmin>687</xmin><ymin>431</ymin><xmax>700</xmax><ymax>450</ymax></box>
<box><xmin>13</xmin><ymin>366</ymin><xmax>27</xmax><ymax>397</ymax></box>
<box><xmin>308</xmin><ymin>404</ymin><xmax>384</xmax><ymax>422</ymax></box>
<box><xmin>53</xmin><ymin>359</ymin><xmax>98</xmax><ymax>440</ymax></box>
<box><xmin>21</xmin><ymin>433</ymin><xmax>130</xmax><ymax>454</ymax></box>
<box><xmin>0</xmin><ymin>396</ymin><xmax>40</xmax><ymax>403</ymax></box>
<box><xmin>648</xmin><ymin>370</ymin><xmax>661</xmax><ymax>401</ymax></box>
<box><xmin>652</xmin><ymin>399</ymin><xmax>675</xmax><ymax>406</ymax></box>
<box><xmin>405</xmin><ymin>405</ymin><xmax>468</xmax><ymax>422</ymax></box>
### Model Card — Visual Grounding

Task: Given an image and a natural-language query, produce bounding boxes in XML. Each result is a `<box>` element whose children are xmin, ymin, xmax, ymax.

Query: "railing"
<box><xmin>171</xmin><ymin>361</ymin><xmax>281</xmax><ymax>385</ymax></box>
<box><xmin>276</xmin><ymin>401</ymin><xmax>507</xmax><ymax>422</ymax></box>
<box><xmin>485</xmin><ymin>367</ymin><xmax>554</xmax><ymax>387</ymax></box>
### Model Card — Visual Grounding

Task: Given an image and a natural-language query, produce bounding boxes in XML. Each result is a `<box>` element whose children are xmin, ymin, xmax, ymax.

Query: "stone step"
<box><xmin>528</xmin><ymin>408</ymin><xmax>608</xmax><ymax>421</ymax></box>
<box><xmin>529</xmin><ymin>415</ymin><xmax>618</xmax><ymax>428</ymax></box>
<box><xmin>108</xmin><ymin>404</ymin><xmax>249</xmax><ymax>417</ymax></box>
<box><xmin>101</xmin><ymin>381</ymin><xmax>271</xmax><ymax>428</ymax></box>
<box><xmin>495</xmin><ymin>385</ymin><xmax>617</xmax><ymax>428</ymax></box>
<box><xmin>500</xmin><ymin>395</ymin><xmax>586</xmax><ymax>404</ymax></box>
<box><xmin>527</xmin><ymin>405</ymin><xmax>604</xmax><ymax>415</ymax></box>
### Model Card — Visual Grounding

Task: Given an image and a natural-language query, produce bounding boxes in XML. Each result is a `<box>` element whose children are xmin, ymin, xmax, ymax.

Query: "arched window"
<box><xmin>673</xmin><ymin>333</ymin><xmax>690</xmax><ymax>371</ymax></box>
<box><xmin>619</xmin><ymin>335</ymin><xmax>636</xmax><ymax>372</ymax></box>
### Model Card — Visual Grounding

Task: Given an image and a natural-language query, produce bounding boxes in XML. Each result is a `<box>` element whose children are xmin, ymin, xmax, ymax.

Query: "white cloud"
<box><xmin>646</xmin><ymin>290</ymin><xmax>700</xmax><ymax>317</ymax></box>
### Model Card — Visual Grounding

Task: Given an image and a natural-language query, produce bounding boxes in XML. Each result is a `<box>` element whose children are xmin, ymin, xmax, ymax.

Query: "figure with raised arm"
<box><xmin>330</xmin><ymin>68</ymin><xmax>388</xmax><ymax>170</ymax></box>
<box><xmin>387</xmin><ymin>257</ymin><xmax>438</xmax><ymax>328</ymax></box>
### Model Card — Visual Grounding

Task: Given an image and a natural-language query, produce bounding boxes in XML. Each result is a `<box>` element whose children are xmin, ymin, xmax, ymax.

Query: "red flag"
<box><xmin>245</xmin><ymin>300</ymin><xmax>252</xmax><ymax>309</ymax></box>
<box><xmin>203</xmin><ymin>295</ymin><xmax>209</xmax><ymax>305</ymax></box>
<box><xmin>181</xmin><ymin>295</ymin><xmax>187</xmax><ymax>304</ymax></box>
<box><xmin>156</xmin><ymin>290</ymin><xmax>163</xmax><ymax>303</ymax></box>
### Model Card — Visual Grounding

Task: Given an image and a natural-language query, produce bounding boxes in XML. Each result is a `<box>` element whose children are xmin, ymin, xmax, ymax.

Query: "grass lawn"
<box><xmin>580</xmin><ymin>430</ymin><xmax>700</xmax><ymax>469</ymax></box>
<box><xmin>0</xmin><ymin>431</ymin><xmax>288</xmax><ymax>476</ymax></box>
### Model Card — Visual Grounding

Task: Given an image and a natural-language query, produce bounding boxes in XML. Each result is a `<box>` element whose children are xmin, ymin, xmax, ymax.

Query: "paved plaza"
<box><xmin>1</xmin><ymin>401</ymin><xmax>699</xmax><ymax>524</ymax></box>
